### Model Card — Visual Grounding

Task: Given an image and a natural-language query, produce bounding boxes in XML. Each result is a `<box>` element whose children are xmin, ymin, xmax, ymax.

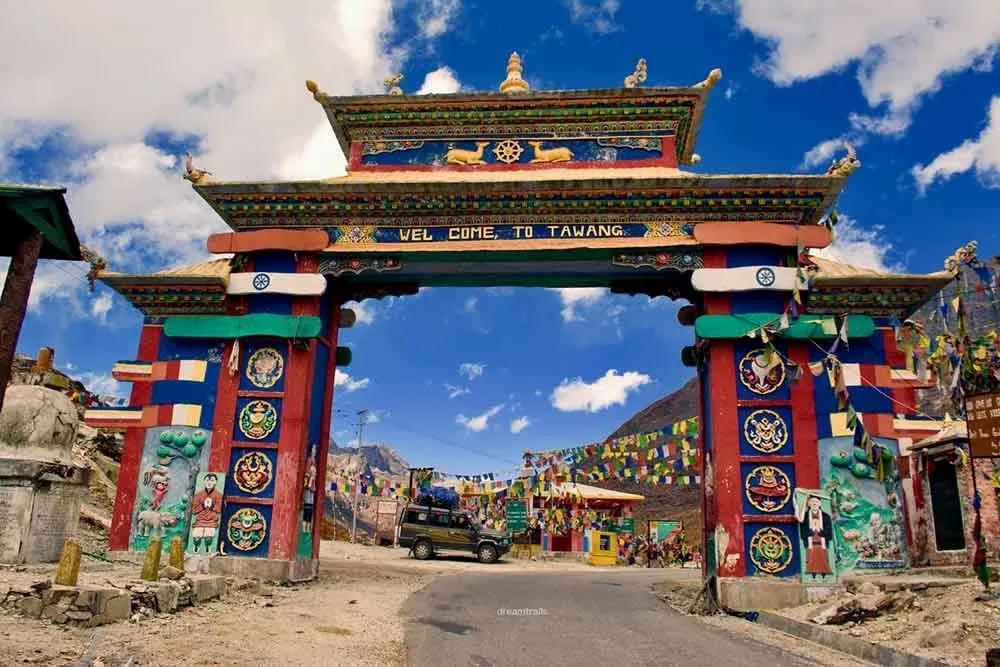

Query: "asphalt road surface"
<box><xmin>403</xmin><ymin>568</ymin><xmax>824</xmax><ymax>667</ymax></box>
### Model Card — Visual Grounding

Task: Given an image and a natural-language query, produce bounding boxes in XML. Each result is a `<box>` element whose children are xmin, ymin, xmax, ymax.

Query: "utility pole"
<box><xmin>351</xmin><ymin>409</ymin><xmax>368</xmax><ymax>544</ymax></box>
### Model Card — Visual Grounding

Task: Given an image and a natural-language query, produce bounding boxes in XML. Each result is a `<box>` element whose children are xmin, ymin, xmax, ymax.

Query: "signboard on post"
<box><xmin>619</xmin><ymin>518</ymin><xmax>635</xmax><ymax>534</ymax></box>
<box><xmin>506</xmin><ymin>500</ymin><xmax>528</xmax><ymax>533</ymax></box>
<box><xmin>965</xmin><ymin>392</ymin><xmax>1000</xmax><ymax>458</ymax></box>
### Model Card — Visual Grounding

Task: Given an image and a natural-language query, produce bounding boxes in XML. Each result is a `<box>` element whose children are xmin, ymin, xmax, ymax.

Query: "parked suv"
<box><xmin>397</xmin><ymin>505</ymin><xmax>511</xmax><ymax>563</ymax></box>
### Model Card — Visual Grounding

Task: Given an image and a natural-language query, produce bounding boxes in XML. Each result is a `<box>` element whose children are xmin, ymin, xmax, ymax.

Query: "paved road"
<box><xmin>403</xmin><ymin>568</ymin><xmax>820</xmax><ymax>667</ymax></box>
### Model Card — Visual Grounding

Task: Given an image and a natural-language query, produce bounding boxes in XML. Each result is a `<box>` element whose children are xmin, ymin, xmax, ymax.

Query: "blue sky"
<box><xmin>2</xmin><ymin>1</ymin><xmax>999</xmax><ymax>478</ymax></box>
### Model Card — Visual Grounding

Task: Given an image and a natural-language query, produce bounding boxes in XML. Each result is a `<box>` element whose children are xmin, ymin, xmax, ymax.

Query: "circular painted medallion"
<box><xmin>251</xmin><ymin>273</ymin><xmax>271</xmax><ymax>291</ymax></box>
<box><xmin>748</xmin><ymin>526</ymin><xmax>793</xmax><ymax>575</ymax></box>
<box><xmin>738</xmin><ymin>348</ymin><xmax>786</xmax><ymax>395</ymax></box>
<box><xmin>743</xmin><ymin>409</ymin><xmax>789</xmax><ymax>454</ymax></box>
<box><xmin>238</xmin><ymin>400</ymin><xmax>278</xmax><ymax>440</ymax></box>
<box><xmin>245</xmin><ymin>347</ymin><xmax>284</xmax><ymax>389</ymax></box>
<box><xmin>744</xmin><ymin>465</ymin><xmax>792</xmax><ymax>512</ymax></box>
<box><xmin>755</xmin><ymin>267</ymin><xmax>776</xmax><ymax>287</ymax></box>
<box><xmin>226</xmin><ymin>507</ymin><xmax>267</xmax><ymax>551</ymax></box>
<box><xmin>232</xmin><ymin>451</ymin><xmax>274</xmax><ymax>495</ymax></box>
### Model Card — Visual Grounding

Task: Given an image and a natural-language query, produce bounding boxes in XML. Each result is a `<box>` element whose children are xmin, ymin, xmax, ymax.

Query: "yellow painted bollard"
<box><xmin>168</xmin><ymin>536</ymin><xmax>185</xmax><ymax>571</ymax></box>
<box><xmin>140</xmin><ymin>536</ymin><xmax>162</xmax><ymax>582</ymax></box>
<box><xmin>53</xmin><ymin>537</ymin><xmax>82</xmax><ymax>586</ymax></box>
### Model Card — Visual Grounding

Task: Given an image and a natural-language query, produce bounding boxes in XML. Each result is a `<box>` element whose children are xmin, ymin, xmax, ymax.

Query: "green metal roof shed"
<box><xmin>0</xmin><ymin>184</ymin><xmax>83</xmax><ymax>261</ymax></box>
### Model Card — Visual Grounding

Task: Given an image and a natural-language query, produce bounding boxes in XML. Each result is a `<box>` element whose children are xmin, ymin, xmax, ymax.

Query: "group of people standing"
<box><xmin>616</xmin><ymin>531</ymin><xmax>697</xmax><ymax>567</ymax></box>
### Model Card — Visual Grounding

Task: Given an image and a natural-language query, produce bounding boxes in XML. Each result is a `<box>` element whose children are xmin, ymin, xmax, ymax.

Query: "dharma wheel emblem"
<box><xmin>251</xmin><ymin>273</ymin><xmax>271</xmax><ymax>291</ymax></box>
<box><xmin>492</xmin><ymin>140</ymin><xmax>524</xmax><ymax>164</ymax></box>
<box><xmin>755</xmin><ymin>267</ymin><xmax>776</xmax><ymax>287</ymax></box>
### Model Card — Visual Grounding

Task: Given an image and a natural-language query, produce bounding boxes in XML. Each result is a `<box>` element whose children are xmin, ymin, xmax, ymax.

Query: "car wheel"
<box><xmin>477</xmin><ymin>543</ymin><xmax>499</xmax><ymax>564</ymax></box>
<box><xmin>412</xmin><ymin>540</ymin><xmax>433</xmax><ymax>560</ymax></box>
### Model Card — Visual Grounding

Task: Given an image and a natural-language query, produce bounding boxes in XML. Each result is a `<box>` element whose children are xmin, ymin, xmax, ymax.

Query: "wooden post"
<box><xmin>0</xmin><ymin>229</ymin><xmax>43</xmax><ymax>413</ymax></box>
<box><xmin>168</xmin><ymin>536</ymin><xmax>185</xmax><ymax>570</ymax></box>
<box><xmin>53</xmin><ymin>537</ymin><xmax>82</xmax><ymax>586</ymax></box>
<box><xmin>141</xmin><ymin>536</ymin><xmax>162</xmax><ymax>581</ymax></box>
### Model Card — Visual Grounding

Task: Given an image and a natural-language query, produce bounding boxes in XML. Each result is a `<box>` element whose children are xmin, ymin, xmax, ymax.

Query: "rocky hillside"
<box><xmin>607</xmin><ymin>378</ymin><xmax>699</xmax><ymax>440</ymax></box>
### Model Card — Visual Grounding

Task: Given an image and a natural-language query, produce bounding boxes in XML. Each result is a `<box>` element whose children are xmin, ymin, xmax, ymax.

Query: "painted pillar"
<box><xmin>109</xmin><ymin>322</ymin><xmax>164</xmax><ymax>550</ymax></box>
<box><xmin>698</xmin><ymin>249</ymin><xmax>744</xmax><ymax>577</ymax></box>
<box><xmin>0</xmin><ymin>229</ymin><xmax>43</xmax><ymax>412</ymax></box>
<box><xmin>268</xmin><ymin>254</ymin><xmax>322</xmax><ymax>560</ymax></box>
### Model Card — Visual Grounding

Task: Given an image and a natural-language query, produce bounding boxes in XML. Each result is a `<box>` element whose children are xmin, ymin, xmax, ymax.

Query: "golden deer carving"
<box><xmin>826</xmin><ymin>144</ymin><xmax>861</xmax><ymax>178</ymax></box>
<box><xmin>445</xmin><ymin>142</ymin><xmax>490</xmax><ymax>165</ymax></box>
<box><xmin>383</xmin><ymin>74</ymin><xmax>404</xmax><ymax>95</ymax></box>
<box><xmin>624</xmin><ymin>58</ymin><xmax>647</xmax><ymax>88</ymax></box>
<box><xmin>528</xmin><ymin>141</ymin><xmax>574</xmax><ymax>163</ymax></box>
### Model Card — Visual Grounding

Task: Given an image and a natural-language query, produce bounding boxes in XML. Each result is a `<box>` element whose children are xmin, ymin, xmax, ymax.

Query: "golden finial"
<box><xmin>624</xmin><ymin>58</ymin><xmax>647</xmax><ymax>88</ymax></box>
<box><xmin>825</xmin><ymin>143</ymin><xmax>861</xmax><ymax>178</ymax></box>
<box><xmin>693</xmin><ymin>68</ymin><xmax>723</xmax><ymax>90</ymax></box>
<box><xmin>499</xmin><ymin>52</ymin><xmax>530</xmax><ymax>95</ymax></box>
<box><xmin>305</xmin><ymin>79</ymin><xmax>326</xmax><ymax>102</ymax></box>
<box><xmin>383</xmin><ymin>74</ymin><xmax>404</xmax><ymax>95</ymax></box>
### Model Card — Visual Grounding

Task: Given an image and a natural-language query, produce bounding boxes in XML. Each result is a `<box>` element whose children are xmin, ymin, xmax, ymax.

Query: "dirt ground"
<box><xmin>0</xmin><ymin>541</ymin><xmax>594</xmax><ymax>667</ymax></box>
<box><xmin>780</xmin><ymin>579</ymin><xmax>1000</xmax><ymax>667</ymax></box>
<box><xmin>654</xmin><ymin>575</ymin><xmax>1000</xmax><ymax>667</ymax></box>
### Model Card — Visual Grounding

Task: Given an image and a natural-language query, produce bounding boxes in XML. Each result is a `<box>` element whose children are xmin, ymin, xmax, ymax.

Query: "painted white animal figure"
<box><xmin>445</xmin><ymin>142</ymin><xmax>490</xmax><ymax>165</ymax></box>
<box><xmin>528</xmin><ymin>141</ymin><xmax>574</xmax><ymax>163</ymax></box>
<box><xmin>137</xmin><ymin>510</ymin><xmax>179</xmax><ymax>537</ymax></box>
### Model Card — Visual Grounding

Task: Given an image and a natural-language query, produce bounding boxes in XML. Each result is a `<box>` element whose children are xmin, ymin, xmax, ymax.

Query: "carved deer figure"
<box><xmin>445</xmin><ymin>142</ymin><xmax>490</xmax><ymax>165</ymax></box>
<box><xmin>528</xmin><ymin>141</ymin><xmax>574</xmax><ymax>163</ymax></box>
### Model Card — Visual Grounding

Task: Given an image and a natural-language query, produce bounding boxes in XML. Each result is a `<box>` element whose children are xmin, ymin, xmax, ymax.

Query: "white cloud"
<box><xmin>415</xmin><ymin>0</ymin><xmax>462</xmax><ymax>41</ymax></box>
<box><xmin>702</xmin><ymin>1</ymin><xmax>1000</xmax><ymax>136</ymax></box>
<box><xmin>76</xmin><ymin>371</ymin><xmax>122</xmax><ymax>397</ymax></box>
<box><xmin>549</xmin><ymin>287</ymin><xmax>607</xmax><ymax>322</ymax></box>
<box><xmin>456</xmin><ymin>404</ymin><xmax>505</xmax><ymax>432</ymax></box>
<box><xmin>911</xmin><ymin>96</ymin><xmax>1000</xmax><ymax>193</ymax></box>
<box><xmin>811</xmin><ymin>214</ymin><xmax>901</xmax><ymax>272</ymax></box>
<box><xmin>416</xmin><ymin>66</ymin><xmax>462</xmax><ymax>94</ymax></box>
<box><xmin>464</xmin><ymin>296</ymin><xmax>477</xmax><ymax>312</ymax></box>
<box><xmin>550</xmin><ymin>369</ymin><xmax>652</xmax><ymax>413</ymax></box>
<box><xmin>564</xmin><ymin>0</ymin><xmax>622</xmax><ymax>34</ymax></box>
<box><xmin>445</xmin><ymin>383</ymin><xmax>470</xmax><ymax>399</ymax></box>
<box><xmin>510</xmin><ymin>416</ymin><xmax>532</xmax><ymax>434</ymax></box>
<box><xmin>0</xmin><ymin>2</ymin><xmax>462</xmax><ymax>317</ymax></box>
<box><xmin>334</xmin><ymin>368</ymin><xmax>371</xmax><ymax>392</ymax></box>
<box><xmin>800</xmin><ymin>137</ymin><xmax>854</xmax><ymax>170</ymax></box>
<box><xmin>458</xmin><ymin>362</ymin><xmax>486</xmax><ymax>381</ymax></box>
<box><xmin>724</xmin><ymin>82</ymin><xmax>739</xmax><ymax>100</ymax></box>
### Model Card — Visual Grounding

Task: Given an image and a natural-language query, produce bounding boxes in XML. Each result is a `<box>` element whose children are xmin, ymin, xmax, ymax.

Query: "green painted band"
<box><xmin>694</xmin><ymin>313</ymin><xmax>875</xmax><ymax>340</ymax></box>
<box><xmin>163</xmin><ymin>314</ymin><xmax>323</xmax><ymax>339</ymax></box>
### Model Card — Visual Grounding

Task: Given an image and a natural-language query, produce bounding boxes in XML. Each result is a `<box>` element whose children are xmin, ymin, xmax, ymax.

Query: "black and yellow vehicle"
<box><xmin>397</xmin><ymin>505</ymin><xmax>511</xmax><ymax>563</ymax></box>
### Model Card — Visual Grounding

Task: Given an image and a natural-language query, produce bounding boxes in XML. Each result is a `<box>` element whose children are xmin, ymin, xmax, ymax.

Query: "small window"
<box><xmin>403</xmin><ymin>510</ymin><xmax>427</xmax><ymax>525</ymax></box>
<box><xmin>430</xmin><ymin>512</ymin><xmax>451</xmax><ymax>527</ymax></box>
<box><xmin>452</xmin><ymin>514</ymin><xmax>470</xmax><ymax>529</ymax></box>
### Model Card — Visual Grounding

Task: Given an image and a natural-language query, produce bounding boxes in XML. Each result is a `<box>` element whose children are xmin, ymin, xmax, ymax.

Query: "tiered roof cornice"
<box><xmin>193</xmin><ymin>172</ymin><xmax>849</xmax><ymax>232</ymax></box>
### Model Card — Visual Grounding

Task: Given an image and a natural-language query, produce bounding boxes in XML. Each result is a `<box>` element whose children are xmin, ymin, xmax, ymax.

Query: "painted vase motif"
<box><xmin>238</xmin><ymin>400</ymin><xmax>278</xmax><ymax>440</ymax></box>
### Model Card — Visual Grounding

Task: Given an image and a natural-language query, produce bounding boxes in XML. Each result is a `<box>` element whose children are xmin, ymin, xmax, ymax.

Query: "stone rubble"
<box><xmin>0</xmin><ymin>567</ymin><xmax>225</xmax><ymax>627</ymax></box>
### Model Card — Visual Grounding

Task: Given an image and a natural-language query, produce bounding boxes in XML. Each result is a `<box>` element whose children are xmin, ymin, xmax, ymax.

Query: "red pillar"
<box><xmin>208</xmin><ymin>268</ymin><xmax>252</xmax><ymax>474</ymax></box>
<box><xmin>0</xmin><ymin>229</ymin><xmax>43</xmax><ymax>412</ymax></box>
<box><xmin>699</xmin><ymin>249</ymin><xmax>743</xmax><ymax>577</ymax></box>
<box><xmin>109</xmin><ymin>323</ymin><xmax>163</xmax><ymax>551</ymax></box>
<box><xmin>268</xmin><ymin>254</ymin><xmax>321</xmax><ymax>560</ymax></box>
